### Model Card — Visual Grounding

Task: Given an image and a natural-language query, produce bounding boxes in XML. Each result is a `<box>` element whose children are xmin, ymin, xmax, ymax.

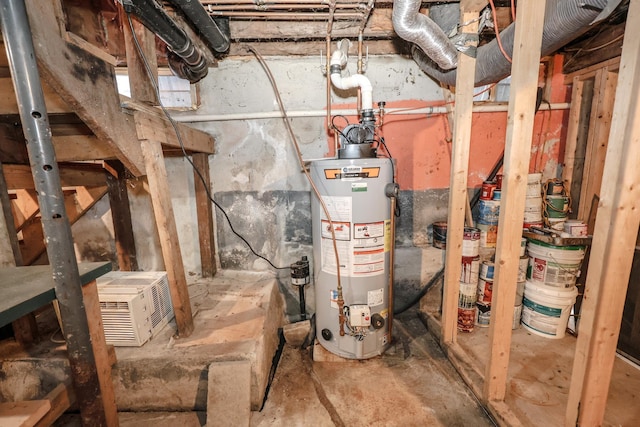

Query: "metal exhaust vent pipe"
<box><xmin>392</xmin><ymin>0</ymin><xmax>458</xmax><ymax>70</ymax></box>
<box><xmin>398</xmin><ymin>0</ymin><xmax>619</xmax><ymax>87</ymax></box>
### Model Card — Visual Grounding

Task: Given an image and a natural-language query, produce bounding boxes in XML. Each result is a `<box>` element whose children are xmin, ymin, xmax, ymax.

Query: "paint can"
<box><xmin>544</xmin><ymin>195</ymin><xmax>569</xmax><ymax>219</ymax></box>
<box><xmin>496</xmin><ymin>174</ymin><xmax>503</xmax><ymax>190</ymax></box>
<box><xmin>458</xmin><ymin>282</ymin><xmax>477</xmax><ymax>332</ymax></box>
<box><xmin>478</xmin><ymin>223</ymin><xmax>498</xmax><ymax>248</ymax></box>
<box><xmin>480</xmin><ymin>261</ymin><xmax>495</xmax><ymax>281</ymax></box>
<box><xmin>520</xmin><ymin>237</ymin><xmax>527</xmax><ymax>257</ymax></box>
<box><xmin>521</xmin><ymin>281</ymin><xmax>578</xmax><ymax>339</ymax></box>
<box><xmin>527</xmin><ymin>240</ymin><xmax>586</xmax><ymax>289</ymax></box>
<box><xmin>545</xmin><ymin>179</ymin><xmax>565</xmax><ymax>195</ymax></box>
<box><xmin>479</xmin><ymin>247</ymin><xmax>496</xmax><ymax>263</ymax></box>
<box><xmin>460</xmin><ymin>256</ymin><xmax>480</xmax><ymax>284</ymax></box>
<box><xmin>462</xmin><ymin>227</ymin><xmax>481</xmax><ymax>257</ymax></box>
<box><xmin>524</xmin><ymin>196</ymin><xmax>543</xmax><ymax>224</ymax></box>
<box><xmin>480</xmin><ymin>181</ymin><xmax>497</xmax><ymax>200</ymax></box>
<box><xmin>515</xmin><ymin>281</ymin><xmax>525</xmax><ymax>306</ymax></box>
<box><xmin>518</xmin><ymin>255</ymin><xmax>529</xmax><ymax>282</ymax></box>
<box><xmin>563</xmin><ymin>220</ymin><xmax>588</xmax><ymax>237</ymax></box>
<box><xmin>527</xmin><ymin>173</ymin><xmax>542</xmax><ymax>198</ymax></box>
<box><xmin>523</xmin><ymin>221</ymin><xmax>544</xmax><ymax>230</ymax></box>
<box><xmin>492</xmin><ymin>190</ymin><xmax>502</xmax><ymax>201</ymax></box>
<box><xmin>432</xmin><ymin>221</ymin><xmax>447</xmax><ymax>249</ymax></box>
<box><xmin>513</xmin><ymin>304</ymin><xmax>522</xmax><ymax>330</ymax></box>
<box><xmin>477</xmin><ymin>277</ymin><xmax>493</xmax><ymax>304</ymax></box>
<box><xmin>546</xmin><ymin>217</ymin><xmax>566</xmax><ymax>231</ymax></box>
<box><xmin>475</xmin><ymin>302</ymin><xmax>491</xmax><ymax>327</ymax></box>
<box><xmin>477</xmin><ymin>199</ymin><xmax>500</xmax><ymax>225</ymax></box>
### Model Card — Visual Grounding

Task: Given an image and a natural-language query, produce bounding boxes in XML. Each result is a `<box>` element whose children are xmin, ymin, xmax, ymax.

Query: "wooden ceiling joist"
<box><xmin>3</xmin><ymin>164</ymin><xmax>107</xmax><ymax>190</ymax></box>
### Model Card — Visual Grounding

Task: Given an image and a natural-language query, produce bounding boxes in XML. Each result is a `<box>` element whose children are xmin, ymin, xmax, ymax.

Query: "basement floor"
<box><xmin>54</xmin><ymin>310</ymin><xmax>495</xmax><ymax>426</ymax></box>
<box><xmin>1</xmin><ymin>270</ymin><xmax>494</xmax><ymax>426</ymax></box>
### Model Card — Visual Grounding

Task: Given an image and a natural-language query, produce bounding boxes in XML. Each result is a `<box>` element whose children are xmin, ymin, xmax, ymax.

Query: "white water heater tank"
<box><xmin>310</xmin><ymin>157</ymin><xmax>394</xmax><ymax>359</ymax></box>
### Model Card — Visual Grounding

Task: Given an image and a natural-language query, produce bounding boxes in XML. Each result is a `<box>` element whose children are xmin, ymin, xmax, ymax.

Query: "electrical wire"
<box><xmin>488</xmin><ymin>0</ymin><xmax>512</xmax><ymax>63</ymax></box>
<box><xmin>125</xmin><ymin>13</ymin><xmax>289</xmax><ymax>271</ymax></box>
<box><xmin>244</xmin><ymin>45</ymin><xmax>346</xmax><ymax>333</ymax></box>
<box><xmin>511</xmin><ymin>0</ymin><xmax>516</xmax><ymax>22</ymax></box>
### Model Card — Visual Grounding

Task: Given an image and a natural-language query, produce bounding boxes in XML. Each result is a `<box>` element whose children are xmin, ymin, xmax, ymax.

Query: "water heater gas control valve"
<box><xmin>347</xmin><ymin>305</ymin><xmax>371</xmax><ymax>327</ymax></box>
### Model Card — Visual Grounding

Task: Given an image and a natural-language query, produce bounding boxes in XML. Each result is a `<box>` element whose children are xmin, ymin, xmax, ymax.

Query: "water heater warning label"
<box><xmin>323</xmin><ymin>167</ymin><xmax>381</xmax><ymax>180</ymax></box>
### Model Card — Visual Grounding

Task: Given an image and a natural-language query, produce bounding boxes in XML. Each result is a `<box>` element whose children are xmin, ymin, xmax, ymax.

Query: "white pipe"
<box><xmin>171</xmin><ymin>103</ymin><xmax>571</xmax><ymax>123</ymax></box>
<box><xmin>329</xmin><ymin>40</ymin><xmax>373</xmax><ymax>111</ymax></box>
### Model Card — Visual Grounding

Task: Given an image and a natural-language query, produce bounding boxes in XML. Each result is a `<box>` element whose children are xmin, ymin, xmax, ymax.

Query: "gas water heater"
<box><xmin>310</xmin><ymin>38</ymin><xmax>396</xmax><ymax>359</ymax></box>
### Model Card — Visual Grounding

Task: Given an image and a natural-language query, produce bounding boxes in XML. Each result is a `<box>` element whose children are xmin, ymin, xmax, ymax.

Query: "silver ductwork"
<box><xmin>396</xmin><ymin>0</ymin><xmax>619</xmax><ymax>87</ymax></box>
<box><xmin>392</xmin><ymin>0</ymin><xmax>458</xmax><ymax>70</ymax></box>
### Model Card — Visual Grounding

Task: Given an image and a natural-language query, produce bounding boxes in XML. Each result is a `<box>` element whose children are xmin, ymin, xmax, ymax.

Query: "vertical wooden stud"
<box><xmin>484</xmin><ymin>0</ymin><xmax>546</xmax><ymax>402</ymax></box>
<box><xmin>566</xmin><ymin>0</ymin><xmax>640</xmax><ymax>424</ymax></box>
<box><xmin>193</xmin><ymin>153</ymin><xmax>217</xmax><ymax>278</ymax></box>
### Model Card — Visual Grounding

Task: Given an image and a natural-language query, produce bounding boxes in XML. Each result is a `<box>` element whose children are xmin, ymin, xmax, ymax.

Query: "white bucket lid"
<box><xmin>524</xmin><ymin>280</ymin><xmax>578</xmax><ymax>298</ymax></box>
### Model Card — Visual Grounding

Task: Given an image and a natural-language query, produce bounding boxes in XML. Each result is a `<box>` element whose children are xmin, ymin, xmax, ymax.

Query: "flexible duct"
<box><xmin>122</xmin><ymin>0</ymin><xmax>208</xmax><ymax>83</ymax></box>
<box><xmin>168</xmin><ymin>0</ymin><xmax>230</xmax><ymax>54</ymax></box>
<box><xmin>392</xmin><ymin>0</ymin><xmax>458</xmax><ymax>70</ymax></box>
<box><xmin>406</xmin><ymin>0</ymin><xmax>617</xmax><ymax>87</ymax></box>
<box><xmin>330</xmin><ymin>41</ymin><xmax>373</xmax><ymax>111</ymax></box>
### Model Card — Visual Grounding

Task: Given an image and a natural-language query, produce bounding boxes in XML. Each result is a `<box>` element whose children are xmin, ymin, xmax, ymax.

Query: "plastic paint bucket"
<box><xmin>521</xmin><ymin>281</ymin><xmax>578</xmax><ymax>339</ymax></box>
<box><xmin>527</xmin><ymin>240</ymin><xmax>585</xmax><ymax>289</ymax></box>
<box><xmin>433</xmin><ymin>221</ymin><xmax>447</xmax><ymax>249</ymax></box>
<box><xmin>461</xmin><ymin>256</ymin><xmax>480</xmax><ymax>284</ymax></box>
<box><xmin>462</xmin><ymin>227</ymin><xmax>481</xmax><ymax>257</ymax></box>
<box><xmin>480</xmin><ymin>261</ymin><xmax>495</xmax><ymax>281</ymax></box>
<box><xmin>477</xmin><ymin>199</ymin><xmax>500</xmax><ymax>225</ymax></box>
<box><xmin>527</xmin><ymin>173</ymin><xmax>542</xmax><ymax>197</ymax></box>
<box><xmin>478</xmin><ymin>223</ymin><xmax>498</xmax><ymax>248</ymax></box>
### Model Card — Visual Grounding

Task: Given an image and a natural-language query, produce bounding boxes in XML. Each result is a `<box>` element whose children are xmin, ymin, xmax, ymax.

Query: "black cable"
<box><xmin>393</xmin><ymin>267</ymin><xmax>444</xmax><ymax>315</ymax></box>
<box><xmin>126</xmin><ymin>13</ymin><xmax>289</xmax><ymax>271</ymax></box>
<box><xmin>331</xmin><ymin>115</ymin><xmax>350</xmax><ymax>142</ymax></box>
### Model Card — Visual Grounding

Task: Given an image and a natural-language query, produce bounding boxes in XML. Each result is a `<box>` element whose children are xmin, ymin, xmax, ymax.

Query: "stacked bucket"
<box><xmin>477</xmin><ymin>178</ymin><xmax>501</xmax><ymax>262</ymax></box>
<box><xmin>524</xmin><ymin>173</ymin><xmax>543</xmax><ymax>229</ymax></box>
<box><xmin>522</xmin><ymin>239</ymin><xmax>586</xmax><ymax>338</ymax></box>
<box><xmin>458</xmin><ymin>228</ymin><xmax>480</xmax><ymax>332</ymax></box>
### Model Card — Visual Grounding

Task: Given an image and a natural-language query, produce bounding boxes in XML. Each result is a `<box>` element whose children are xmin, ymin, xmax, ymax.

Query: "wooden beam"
<box><xmin>52</xmin><ymin>135</ymin><xmax>115</xmax><ymax>162</ymax></box>
<box><xmin>566</xmin><ymin>0</ymin><xmax>640</xmax><ymax>424</ymax></box>
<box><xmin>561</xmin><ymin>77</ymin><xmax>585</xmax><ymax>208</ymax></box>
<box><xmin>121</xmin><ymin>7</ymin><xmax>159</xmax><ymax>105</ymax></box>
<box><xmin>140</xmin><ymin>138</ymin><xmax>194</xmax><ymax>337</ymax></box>
<box><xmin>25</xmin><ymin>0</ymin><xmax>145</xmax><ymax>176</ymax></box>
<box><xmin>34</xmin><ymin>381</ymin><xmax>76</xmax><ymax>427</ymax></box>
<box><xmin>441</xmin><ymin>4</ymin><xmax>479</xmax><ymax>346</ymax></box>
<box><xmin>192</xmin><ymin>153</ymin><xmax>216</xmax><ymax>277</ymax></box>
<box><xmin>0</xmin><ymin>77</ymin><xmax>71</xmax><ymax>114</ymax></box>
<box><xmin>484</xmin><ymin>0</ymin><xmax>546</xmax><ymax>402</ymax></box>
<box><xmin>577</xmin><ymin>68</ymin><xmax>617</xmax><ymax>221</ymax></box>
<box><xmin>0</xmin><ymin>161</ymin><xmax>22</xmax><ymax>267</ymax></box>
<box><xmin>105</xmin><ymin>160</ymin><xmax>138</xmax><ymax>271</ymax></box>
<box><xmin>81</xmin><ymin>280</ymin><xmax>118</xmax><ymax>427</ymax></box>
<box><xmin>3</xmin><ymin>164</ymin><xmax>107</xmax><ymax>190</ymax></box>
<box><xmin>0</xmin><ymin>400</ymin><xmax>51</xmax><ymax>427</ymax></box>
<box><xmin>124</xmin><ymin>102</ymin><xmax>215</xmax><ymax>154</ymax></box>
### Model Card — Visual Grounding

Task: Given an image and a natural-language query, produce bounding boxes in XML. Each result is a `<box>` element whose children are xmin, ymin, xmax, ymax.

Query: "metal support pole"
<box><xmin>0</xmin><ymin>1</ymin><xmax>109</xmax><ymax>425</ymax></box>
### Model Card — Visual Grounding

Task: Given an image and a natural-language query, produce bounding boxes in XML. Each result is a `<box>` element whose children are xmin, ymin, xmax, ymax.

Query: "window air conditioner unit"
<box><xmin>96</xmin><ymin>271</ymin><xmax>174</xmax><ymax>347</ymax></box>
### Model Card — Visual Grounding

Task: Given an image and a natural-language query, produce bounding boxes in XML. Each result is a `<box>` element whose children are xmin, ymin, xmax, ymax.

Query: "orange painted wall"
<box><xmin>327</xmin><ymin>56</ymin><xmax>571</xmax><ymax>191</ymax></box>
